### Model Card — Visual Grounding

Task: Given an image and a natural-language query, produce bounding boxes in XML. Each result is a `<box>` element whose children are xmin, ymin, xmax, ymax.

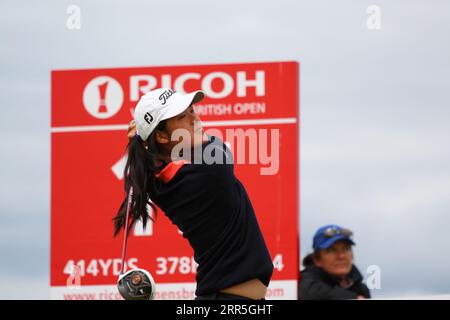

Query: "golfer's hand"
<box><xmin>127</xmin><ymin>120</ymin><xmax>137</xmax><ymax>140</ymax></box>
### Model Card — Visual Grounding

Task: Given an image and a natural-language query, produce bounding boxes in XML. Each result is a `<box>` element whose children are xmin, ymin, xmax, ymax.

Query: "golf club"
<box><xmin>117</xmin><ymin>186</ymin><xmax>156</xmax><ymax>300</ymax></box>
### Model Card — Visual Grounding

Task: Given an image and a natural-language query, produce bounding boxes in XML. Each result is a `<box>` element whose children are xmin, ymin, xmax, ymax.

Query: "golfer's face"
<box><xmin>165</xmin><ymin>104</ymin><xmax>205</xmax><ymax>148</ymax></box>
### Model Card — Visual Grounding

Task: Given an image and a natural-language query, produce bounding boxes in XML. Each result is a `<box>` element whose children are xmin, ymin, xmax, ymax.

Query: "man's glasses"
<box><xmin>323</xmin><ymin>227</ymin><xmax>353</xmax><ymax>238</ymax></box>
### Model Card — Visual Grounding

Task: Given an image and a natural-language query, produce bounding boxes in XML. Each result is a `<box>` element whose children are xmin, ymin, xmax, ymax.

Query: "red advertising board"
<box><xmin>51</xmin><ymin>61</ymin><xmax>299</xmax><ymax>300</ymax></box>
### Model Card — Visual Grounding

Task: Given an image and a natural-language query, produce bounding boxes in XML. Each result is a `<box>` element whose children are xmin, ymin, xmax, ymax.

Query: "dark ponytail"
<box><xmin>113</xmin><ymin>121</ymin><xmax>167</xmax><ymax>237</ymax></box>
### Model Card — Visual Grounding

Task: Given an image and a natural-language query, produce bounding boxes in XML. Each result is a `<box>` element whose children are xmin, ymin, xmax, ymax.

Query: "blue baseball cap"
<box><xmin>313</xmin><ymin>224</ymin><xmax>355</xmax><ymax>250</ymax></box>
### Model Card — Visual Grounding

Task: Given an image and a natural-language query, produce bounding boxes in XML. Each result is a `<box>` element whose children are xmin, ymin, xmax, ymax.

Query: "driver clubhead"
<box><xmin>117</xmin><ymin>268</ymin><xmax>156</xmax><ymax>300</ymax></box>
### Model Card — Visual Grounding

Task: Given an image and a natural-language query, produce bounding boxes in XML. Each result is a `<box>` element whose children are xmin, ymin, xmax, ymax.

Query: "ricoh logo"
<box><xmin>82</xmin><ymin>76</ymin><xmax>124</xmax><ymax>119</ymax></box>
<box><xmin>128</xmin><ymin>71</ymin><xmax>266</xmax><ymax>100</ymax></box>
<box><xmin>82</xmin><ymin>71</ymin><xmax>266</xmax><ymax>118</ymax></box>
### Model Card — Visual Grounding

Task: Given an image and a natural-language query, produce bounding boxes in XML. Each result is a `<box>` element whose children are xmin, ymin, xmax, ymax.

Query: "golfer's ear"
<box><xmin>155</xmin><ymin>130</ymin><xmax>170</xmax><ymax>144</ymax></box>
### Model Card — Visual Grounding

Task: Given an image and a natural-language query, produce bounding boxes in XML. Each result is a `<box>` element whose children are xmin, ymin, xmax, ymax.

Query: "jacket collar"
<box><xmin>155</xmin><ymin>160</ymin><xmax>190</xmax><ymax>183</ymax></box>
<box><xmin>308</xmin><ymin>264</ymin><xmax>364</xmax><ymax>286</ymax></box>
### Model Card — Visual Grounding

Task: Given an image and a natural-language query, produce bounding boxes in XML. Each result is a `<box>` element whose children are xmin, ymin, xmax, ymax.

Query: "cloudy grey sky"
<box><xmin>1</xmin><ymin>0</ymin><xmax>449</xmax><ymax>299</ymax></box>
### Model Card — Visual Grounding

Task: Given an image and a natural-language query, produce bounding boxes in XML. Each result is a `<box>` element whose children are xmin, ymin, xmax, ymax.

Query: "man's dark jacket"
<box><xmin>299</xmin><ymin>265</ymin><xmax>371</xmax><ymax>300</ymax></box>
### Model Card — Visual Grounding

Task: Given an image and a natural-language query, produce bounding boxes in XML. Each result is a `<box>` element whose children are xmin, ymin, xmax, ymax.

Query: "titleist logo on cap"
<box><xmin>159</xmin><ymin>89</ymin><xmax>174</xmax><ymax>105</ymax></box>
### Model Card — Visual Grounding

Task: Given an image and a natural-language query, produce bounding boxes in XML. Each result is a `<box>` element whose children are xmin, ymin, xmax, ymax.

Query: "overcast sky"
<box><xmin>1</xmin><ymin>0</ymin><xmax>449</xmax><ymax>299</ymax></box>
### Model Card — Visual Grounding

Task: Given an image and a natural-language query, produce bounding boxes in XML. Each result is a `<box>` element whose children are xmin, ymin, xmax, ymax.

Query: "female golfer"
<box><xmin>114</xmin><ymin>88</ymin><xmax>273</xmax><ymax>300</ymax></box>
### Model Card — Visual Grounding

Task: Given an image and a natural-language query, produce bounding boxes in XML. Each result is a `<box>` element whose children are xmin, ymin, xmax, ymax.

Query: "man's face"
<box><xmin>314</xmin><ymin>240</ymin><xmax>353</xmax><ymax>278</ymax></box>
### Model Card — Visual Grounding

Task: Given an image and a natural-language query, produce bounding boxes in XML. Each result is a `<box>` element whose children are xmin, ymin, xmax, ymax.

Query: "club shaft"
<box><xmin>120</xmin><ymin>186</ymin><xmax>133</xmax><ymax>275</ymax></box>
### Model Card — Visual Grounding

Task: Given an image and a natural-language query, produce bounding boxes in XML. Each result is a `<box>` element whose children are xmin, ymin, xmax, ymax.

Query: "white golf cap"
<box><xmin>134</xmin><ymin>88</ymin><xmax>205</xmax><ymax>141</ymax></box>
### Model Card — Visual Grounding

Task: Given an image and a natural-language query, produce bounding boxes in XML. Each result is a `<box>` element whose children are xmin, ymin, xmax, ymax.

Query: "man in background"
<box><xmin>299</xmin><ymin>225</ymin><xmax>371</xmax><ymax>300</ymax></box>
